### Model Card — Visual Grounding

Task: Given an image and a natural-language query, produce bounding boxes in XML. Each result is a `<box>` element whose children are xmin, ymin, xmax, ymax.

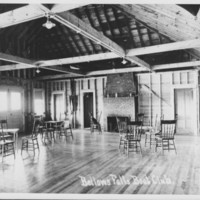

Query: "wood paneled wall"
<box><xmin>45</xmin><ymin>70</ymin><xmax>199</xmax><ymax>135</ymax></box>
<box><xmin>137</xmin><ymin>70</ymin><xmax>199</xmax><ymax>134</ymax></box>
<box><xmin>0</xmin><ymin>75</ymin><xmax>44</xmax><ymax>132</ymax></box>
<box><xmin>46</xmin><ymin>77</ymin><xmax>106</xmax><ymax>128</ymax></box>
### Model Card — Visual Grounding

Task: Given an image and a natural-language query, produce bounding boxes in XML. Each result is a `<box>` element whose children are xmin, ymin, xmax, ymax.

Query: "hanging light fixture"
<box><xmin>43</xmin><ymin>14</ymin><xmax>56</xmax><ymax>29</ymax></box>
<box><xmin>36</xmin><ymin>67</ymin><xmax>40</xmax><ymax>74</ymax></box>
<box><xmin>121</xmin><ymin>57</ymin><xmax>127</xmax><ymax>65</ymax></box>
<box><xmin>70</xmin><ymin>65</ymin><xmax>80</xmax><ymax>70</ymax></box>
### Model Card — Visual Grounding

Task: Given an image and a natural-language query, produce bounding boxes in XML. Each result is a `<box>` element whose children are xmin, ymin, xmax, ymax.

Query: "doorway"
<box><xmin>0</xmin><ymin>86</ymin><xmax>24</xmax><ymax>132</ymax></box>
<box><xmin>83</xmin><ymin>92</ymin><xmax>93</xmax><ymax>128</ymax></box>
<box><xmin>53</xmin><ymin>93</ymin><xmax>64</xmax><ymax>121</ymax></box>
<box><xmin>175</xmin><ymin>88</ymin><xmax>194</xmax><ymax>135</ymax></box>
<box><xmin>34</xmin><ymin>89</ymin><xmax>45</xmax><ymax>115</ymax></box>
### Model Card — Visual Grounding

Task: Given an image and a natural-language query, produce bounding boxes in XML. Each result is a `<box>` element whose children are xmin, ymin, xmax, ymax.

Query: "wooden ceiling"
<box><xmin>0</xmin><ymin>4</ymin><xmax>199</xmax><ymax>80</ymax></box>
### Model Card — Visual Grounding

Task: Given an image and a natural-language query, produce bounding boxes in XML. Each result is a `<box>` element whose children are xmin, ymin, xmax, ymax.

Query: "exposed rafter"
<box><xmin>54</xmin><ymin>11</ymin><xmax>125</xmax><ymax>57</ymax></box>
<box><xmin>53</xmin><ymin>8</ymin><xmax>151</xmax><ymax>70</ymax></box>
<box><xmin>0</xmin><ymin>4</ymin><xmax>199</xmax><ymax>76</ymax></box>
<box><xmin>0</xmin><ymin>4</ymin><xmax>151</xmax><ymax>71</ymax></box>
<box><xmin>116</xmin><ymin>4</ymin><xmax>200</xmax><ymax>59</ymax></box>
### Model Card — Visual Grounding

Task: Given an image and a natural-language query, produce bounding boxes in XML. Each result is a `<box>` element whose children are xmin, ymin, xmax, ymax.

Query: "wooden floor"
<box><xmin>0</xmin><ymin>129</ymin><xmax>200</xmax><ymax>195</ymax></box>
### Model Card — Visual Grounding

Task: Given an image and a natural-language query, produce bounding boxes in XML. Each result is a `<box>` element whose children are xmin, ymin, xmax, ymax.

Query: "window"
<box><xmin>10</xmin><ymin>92</ymin><xmax>21</xmax><ymax>110</ymax></box>
<box><xmin>0</xmin><ymin>91</ymin><xmax>8</xmax><ymax>111</ymax></box>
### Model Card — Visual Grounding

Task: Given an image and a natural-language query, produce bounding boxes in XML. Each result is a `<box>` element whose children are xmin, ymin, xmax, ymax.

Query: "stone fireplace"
<box><xmin>103</xmin><ymin>72</ymin><xmax>137</xmax><ymax>131</ymax></box>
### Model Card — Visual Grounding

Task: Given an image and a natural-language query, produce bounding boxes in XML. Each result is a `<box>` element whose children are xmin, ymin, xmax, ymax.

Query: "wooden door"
<box><xmin>83</xmin><ymin>92</ymin><xmax>93</xmax><ymax>128</ymax></box>
<box><xmin>175</xmin><ymin>88</ymin><xmax>193</xmax><ymax>135</ymax></box>
<box><xmin>53</xmin><ymin>93</ymin><xmax>64</xmax><ymax>121</ymax></box>
<box><xmin>0</xmin><ymin>86</ymin><xmax>24</xmax><ymax>132</ymax></box>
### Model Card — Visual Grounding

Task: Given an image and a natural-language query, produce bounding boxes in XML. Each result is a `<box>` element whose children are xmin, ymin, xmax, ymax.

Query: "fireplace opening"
<box><xmin>107</xmin><ymin>116</ymin><xmax>129</xmax><ymax>132</ymax></box>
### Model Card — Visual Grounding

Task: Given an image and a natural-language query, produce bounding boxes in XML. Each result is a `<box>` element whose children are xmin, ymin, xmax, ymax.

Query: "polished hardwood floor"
<box><xmin>0</xmin><ymin>129</ymin><xmax>200</xmax><ymax>195</ymax></box>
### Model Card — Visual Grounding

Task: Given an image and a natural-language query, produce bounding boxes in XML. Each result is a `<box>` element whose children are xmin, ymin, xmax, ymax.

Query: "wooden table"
<box><xmin>44</xmin><ymin>121</ymin><xmax>63</xmax><ymax>140</ymax></box>
<box><xmin>44</xmin><ymin>121</ymin><xmax>63</xmax><ymax>128</ymax></box>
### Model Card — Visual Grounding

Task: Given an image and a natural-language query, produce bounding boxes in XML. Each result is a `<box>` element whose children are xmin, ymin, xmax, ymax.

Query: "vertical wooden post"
<box><xmin>195</xmin><ymin>70</ymin><xmax>199</xmax><ymax>135</ymax></box>
<box><xmin>94</xmin><ymin>78</ymin><xmax>97</xmax><ymax>118</ymax></box>
<box><xmin>149</xmin><ymin>72</ymin><xmax>152</xmax><ymax>126</ymax></box>
<box><xmin>159</xmin><ymin>74</ymin><xmax>162</xmax><ymax>121</ymax></box>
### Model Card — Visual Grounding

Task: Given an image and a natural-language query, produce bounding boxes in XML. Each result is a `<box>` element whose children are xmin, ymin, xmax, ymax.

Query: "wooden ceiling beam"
<box><xmin>35</xmin><ymin>66</ymin><xmax>145</xmax><ymax>80</ymax></box>
<box><xmin>38</xmin><ymin>38</ymin><xmax>200</xmax><ymax>68</ymax></box>
<box><xmin>0</xmin><ymin>52</ymin><xmax>85</xmax><ymax>75</ymax></box>
<box><xmin>51</xmin><ymin>4</ymin><xmax>88</xmax><ymax>13</ymax></box>
<box><xmin>0</xmin><ymin>64</ymin><xmax>33</xmax><ymax>71</ymax></box>
<box><xmin>0</xmin><ymin>54</ymin><xmax>199</xmax><ymax>74</ymax></box>
<box><xmin>0</xmin><ymin>5</ymin><xmax>45</xmax><ymax>28</ymax></box>
<box><xmin>152</xmin><ymin>60</ymin><xmax>200</xmax><ymax>71</ymax></box>
<box><xmin>36</xmin><ymin>59</ymin><xmax>200</xmax><ymax>80</ymax></box>
<box><xmin>126</xmin><ymin>56</ymin><xmax>151</xmax><ymax>69</ymax></box>
<box><xmin>0</xmin><ymin>62</ymin><xmax>85</xmax><ymax>75</ymax></box>
<box><xmin>41</xmin><ymin>65</ymin><xmax>85</xmax><ymax>75</ymax></box>
<box><xmin>0</xmin><ymin>52</ymin><xmax>34</xmax><ymax>66</ymax></box>
<box><xmin>38</xmin><ymin>52</ymin><xmax>119</xmax><ymax>67</ymax></box>
<box><xmin>126</xmin><ymin>38</ymin><xmax>200</xmax><ymax>56</ymax></box>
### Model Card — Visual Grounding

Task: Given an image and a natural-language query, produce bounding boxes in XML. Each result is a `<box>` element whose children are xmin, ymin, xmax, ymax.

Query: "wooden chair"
<box><xmin>116</xmin><ymin>117</ymin><xmax>128</xmax><ymax>150</ymax></box>
<box><xmin>41</xmin><ymin>120</ymin><xmax>56</xmax><ymax>143</ymax></box>
<box><xmin>155</xmin><ymin>120</ymin><xmax>177</xmax><ymax>154</ymax></box>
<box><xmin>21</xmin><ymin>118</ymin><xmax>40</xmax><ymax>154</ymax></box>
<box><xmin>89</xmin><ymin>112</ymin><xmax>102</xmax><ymax>134</ymax></box>
<box><xmin>53</xmin><ymin>121</ymin><xmax>63</xmax><ymax>137</ymax></box>
<box><xmin>137</xmin><ymin>113</ymin><xmax>144</xmax><ymax>125</ymax></box>
<box><xmin>144</xmin><ymin>114</ymin><xmax>164</xmax><ymax>148</ymax></box>
<box><xmin>0</xmin><ymin>119</ymin><xmax>13</xmax><ymax>140</ymax></box>
<box><xmin>0</xmin><ymin>128</ymin><xmax>15</xmax><ymax>162</ymax></box>
<box><xmin>59</xmin><ymin>120</ymin><xmax>73</xmax><ymax>140</ymax></box>
<box><xmin>124</xmin><ymin>121</ymin><xmax>143</xmax><ymax>156</ymax></box>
